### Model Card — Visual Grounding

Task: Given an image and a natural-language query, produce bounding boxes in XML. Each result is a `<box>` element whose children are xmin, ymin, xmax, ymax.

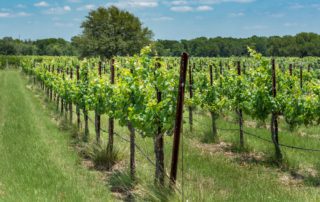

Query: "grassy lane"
<box><xmin>0</xmin><ymin>70</ymin><xmax>113</xmax><ymax>202</ymax></box>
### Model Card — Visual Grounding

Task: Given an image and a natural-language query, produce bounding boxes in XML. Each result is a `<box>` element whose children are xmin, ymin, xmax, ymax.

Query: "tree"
<box><xmin>72</xmin><ymin>6</ymin><xmax>153</xmax><ymax>58</ymax></box>
<box><xmin>0</xmin><ymin>37</ymin><xmax>17</xmax><ymax>55</ymax></box>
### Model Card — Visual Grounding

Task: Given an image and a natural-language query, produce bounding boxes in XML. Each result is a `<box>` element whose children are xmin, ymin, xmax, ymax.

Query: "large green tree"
<box><xmin>72</xmin><ymin>6</ymin><xmax>153</xmax><ymax>58</ymax></box>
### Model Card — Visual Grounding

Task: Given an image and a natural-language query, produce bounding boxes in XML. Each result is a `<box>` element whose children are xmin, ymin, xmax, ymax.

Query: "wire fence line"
<box><xmin>65</xmin><ymin>106</ymin><xmax>320</xmax><ymax>155</ymax></box>
<box><xmin>85</xmin><ymin>115</ymin><xmax>183</xmax><ymax>194</ymax></box>
<box><xmin>183</xmin><ymin>113</ymin><xmax>320</xmax><ymax>153</ymax></box>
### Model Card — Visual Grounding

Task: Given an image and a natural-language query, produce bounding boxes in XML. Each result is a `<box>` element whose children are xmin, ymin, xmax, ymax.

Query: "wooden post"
<box><xmin>56</xmin><ymin>68</ymin><xmax>60</xmax><ymax>111</ymax></box>
<box><xmin>61</xmin><ymin>69</ymin><xmax>65</xmax><ymax>116</ymax></box>
<box><xmin>48</xmin><ymin>65</ymin><xmax>52</xmax><ymax>100</ymax></box>
<box><xmin>51</xmin><ymin>65</ymin><xmax>55</xmax><ymax>102</ymax></box>
<box><xmin>170</xmin><ymin>52</ymin><xmax>188</xmax><ymax>185</ymax></box>
<box><xmin>237</xmin><ymin>61</ymin><xmax>244</xmax><ymax>148</ymax></box>
<box><xmin>154</xmin><ymin>58</ymin><xmax>165</xmax><ymax>186</ymax></box>
<box><xmin>188</xmin><ymin>63</ymin><xmax>194</xmax><ymax>132</ymax></box>
<box><xmin>128</xmin><ymin>68</ymin><xmax>135</xmax><ymax>181</ymax></box>
<box><xmin>271</xmin><ymin>59</ymin><xmax>282</xmax><ymax>162</ymax></box>
<box><xmin>95</xmin><ymin>62</ymin><xmax>102</xmax><ymax>144</ymax></box>
<box><xmin>209</xmin><ymin>64</ymin><xmax>218</xmax><ymax>141</ymax></box>
<box><xmin>76</xmin><ymin>65</ymin><xmax>81</xmax><ymax>130</ymax></box>
<box><xmin>108</xmin><ymin>59</ymin><xmax>115</xmax><ymax>153</ymax></box>
<box><xmin>128</xmin><ymin>122</ymin><xmax>135</xmax><ymax>181</ymax></box>
<box><xmin>209</xmin><ymin>65</ymin><xmax>213</xmax><ymax>86</ymax></box>
<box><xmin>69</xmin><ymin>67</ymin><xmax>73</xmax><ymax>125</ymax></box>
<box><xmin>300</xmin><ymin>65</ymin><xmax>303</xmax><ymax>89</ymax></box>
<box><xmin>64</xmin><ymin>68</ymin><xmax>69</xmax><ymax>121</ymax></box>
<box><xmin>83</xmin><ymin>66</ymin><xmax>89</xmax><ymax>142</ymax></box>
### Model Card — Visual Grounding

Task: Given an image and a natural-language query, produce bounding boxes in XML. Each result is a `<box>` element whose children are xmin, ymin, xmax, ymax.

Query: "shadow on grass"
<box><xmin>200</xmin><ymin>129</ymin><xmax>219</xmax><ymax>144</ymax></box>
<box><xmin>139</xmin><ymin>183</ymin><xmax>176</xmax><ymax>202</ymax></box>
<box><xmin>108</xmin><ymin>170</ymin><xmax>136</xmax><ymax>201</ymax></box>
<box><xmin>304</xmin><ymin>175</ymin><xmax>320</xmax><ymax>187</ymax></box>
<box><xmin>108</xmin><ymin>170</ymin><xmax>177</xmax><ymax>202</ymax></box>
<box><xmin>289</xmin><ymin>165</ymin><xmax>320</xmax><ymax>187</ymax></box>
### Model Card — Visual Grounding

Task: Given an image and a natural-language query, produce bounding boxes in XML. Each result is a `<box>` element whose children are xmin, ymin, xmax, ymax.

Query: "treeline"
<box><xmin>1</xmin><ymin>32</ymin><xmax>320</xmax><ymax>57</ymax></box>
<box><xmin>0</xmin><ymin>37</ymin><xmax>77</xmax><ymax>56</ymax></box>
<box><xmin>154</xmin><ymin>32</ymin><xmax>320</xmax><ymax>57</ymax></box>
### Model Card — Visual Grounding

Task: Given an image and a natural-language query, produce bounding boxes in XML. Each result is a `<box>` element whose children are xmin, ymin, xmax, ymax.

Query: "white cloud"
<box><xmin>64</xmin><ymin>6</ymin><xmax>71</xmax><ymax>11</ymax></box>
<box><xmin>270</xmin><ymin>13</ymin><xmax>284</xmax><ymax>18</ymax></box>
<box><xmin>67</xmin><ymin>0</ymin><xmax>82</xmax><ymax>3</ymax></box>
<box><xmin>107</xmin><ymin>0</ymin><xmax>158</xmax><ymax>9</ymax></box>
<box><xmin>44</xmin><ymin>6</ymin><xmax>72</xmax><ymax>15</ymax></box>
<box><xmin>131</xmin><ymin>1</ymin><xmax>158</xmax><ymax>8</ymax></box>
<box><xmin>152</xmin><ymin>16</ymin><xmax>174</xmax><ymax>21</ymax></box>
<box><xmin>196</xmin><ymin>5</ymin><xmax>213</xmax><ymax>11</ymax></box>
<box><xmin>225</xmin><ymin>0</ymin><xmax>254</xmax><ymax>3</ymax></box>
<box><xmin>0</xmin><ymin>12</ymin><xmax>10</xmax><ymax>18</ymax></box>
<box><xmin>0</xmin><ymin>11</ymin><xmax>32</xmax><ymax>18</ymax></box>
<box><xmin>16</xmin><ymin>12</ymin><xmax>32</xmax><ymax>17</ymax></box>
<box><xmin>171</xmin><ymin>1</ymin><xmax>188</xmax><ymax>6</ymax></box>
<box><xmin>311</xmin><ymin>4</ymin><xmax>320</xmax><ymax>10</ymax></box>
<box><xmin>16</xmin><ymin>4</ymin><xmax>27</xmax><ymax>8</ymax></box>
<box><xmin>229</xmin><ymin>12</ymin><xmax>244</xmax><ymax>17</ymax></box>
<box><xmin>283</xmin><ymin>22</ymin><xmax>306</xmax><ymax>27</ymax></box>
<box><xmin>1</xmin><ymin>8</ymin><xmax>11</xmax><ymax>12</ymax></box>
<box><xmin>34</xmin><ymin>1</ymin><xmax>49</xmax><ymax>7</ymax></box>
<box><xmin>52</xmin><ymin>17</ymin><xmax>60</xmax><ymax>21</ymax></box>
<box><xmin>244</xmin><ymin>25</ymin><xmax>268</xmax><ymax>30</ymax></box>
<box><xmin>77</xmin><ymin>4</ymin><xmax>96</xmax><ymax>11</ymax></box>
<box><xmin>195</xmin><ymin>0</ymin><xmax>254</xmax><ymax>4</ymax></box>
<box><xmin>289</xmin><ymin>3</ymin><xmax>304</xmax><ymax>9</ymax></box>
<box><xmin>73</xmin><ymin>18</ymin><xmax>82</xmax><ymax>22</ymax></box>
<box><xmin>171</xmin><ymin>6</ymin><xmax>193</xmax><ymax>12</ymax></box>
<box><xmin>54</xmin><ymin>22</ymin><xmax>75</xmax><ymax>27</ymax></box>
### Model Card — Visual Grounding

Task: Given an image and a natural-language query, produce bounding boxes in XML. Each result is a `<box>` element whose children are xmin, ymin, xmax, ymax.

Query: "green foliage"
<box><xmin>155</xmin><ymin>32</ymin><xmax>320</xmax><ymax>57</ymax></box>
<box><xmin>0</xmin><ymin>37</ymin><xmax>77</xmax><ymax>56</ymax></box>
<box><xmin>72</xmin><ymin>6</ymin><xmax>153</xmax><ymax>59</ymax></box>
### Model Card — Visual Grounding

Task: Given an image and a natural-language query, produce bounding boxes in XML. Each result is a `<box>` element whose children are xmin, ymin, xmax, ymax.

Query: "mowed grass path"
<box><xmin>0</xmin><ymin>70</ymin><xmax>113</xmax><ymax>201</ymax></box>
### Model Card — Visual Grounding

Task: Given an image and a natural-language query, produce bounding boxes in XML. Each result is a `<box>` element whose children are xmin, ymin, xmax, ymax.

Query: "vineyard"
<box><xmin>1</xmin><ymin>47</ymin><xmax>320</xmax><ymax>201</ymax></box>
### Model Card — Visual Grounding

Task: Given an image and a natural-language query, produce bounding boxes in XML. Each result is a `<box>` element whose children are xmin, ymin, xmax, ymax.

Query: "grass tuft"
<box><xmin>91</xmin><ymin>144</ymin><xmax>121</xmax><ymax>170</ymax></box>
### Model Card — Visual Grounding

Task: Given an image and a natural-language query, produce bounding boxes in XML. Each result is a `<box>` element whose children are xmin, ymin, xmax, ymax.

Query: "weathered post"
<box><xmin>76</xmin><ymin>65</ymin><xmax>81</xmax><ymax>130</ymax></box>
<box><xmin>108</xmin><ymin>59</ymin><xmax>115</xmax><ymax>153</ymax></box>
<box><xmin>95</xmin><ymin>62</ymin><xmax>102</xmax><ymax>144</ymax></box>
<box><xmin>69</xmin><ymin>67</ymin><xmax>73</xmax><ymax>125</ymax></box>
<box><xmin>271</xmin><ymin>59</ymin><xmax>282</xmax><ymax>162</ymax></box>
<box><xmin>188</xmin><ymin>63</ymin><xmax>194</xmax><ymax>132</ymax></box>
<box><xmin>237</xmin><ymin>61</ymin><xmax>244</xmax><ymax>148</ymax></box>
<box><xmin>154</xmin><ymin>58</ymin><xmax>165</xmax><ymax>186</ymax></box>
<box><xmin>170</xmin><ymin>52</ymin><xmax>188</xmax><ymax>186</ymax></box>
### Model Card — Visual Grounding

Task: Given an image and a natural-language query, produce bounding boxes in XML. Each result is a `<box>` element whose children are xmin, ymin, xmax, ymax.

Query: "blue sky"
<box><xmin>0</xmin><ymin>0</ymin><xmax>319</xmax><ymax>41</ymax></box>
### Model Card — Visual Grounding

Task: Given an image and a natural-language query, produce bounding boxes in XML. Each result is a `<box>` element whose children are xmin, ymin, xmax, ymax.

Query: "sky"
<box><xmin>0</xmin><ymin>0</ymin><xmax>319</xmax><ymax>41</ymax></box>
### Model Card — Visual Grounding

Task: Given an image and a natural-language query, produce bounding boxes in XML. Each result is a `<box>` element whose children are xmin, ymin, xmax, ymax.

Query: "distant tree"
<box><xmin>154</xmin><ymin>32</ymin><xmax>320</xmax><ymax>57</ymax></box>
<box><xmin>72</xmin><ymin>6</ymin><xmax>153</xmax><ymax>58</ymax></box>
<box><xmin>0</xmin><ymin>37</ymin><xmax>17</xmax><ymax>55</ymax></box>
<box><xmin>34</xmin><ymin>38</ymin><xmax>76</xmax><ymax>56</ymax></box>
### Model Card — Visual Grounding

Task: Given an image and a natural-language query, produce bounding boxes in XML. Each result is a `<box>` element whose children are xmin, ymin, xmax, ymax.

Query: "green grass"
<box><xmin>0</xmin><ymin>70</ymin><xmax>113</xmax><ymax>201</ymax></box>
<box><xmin>2</xmin><ymin>69</ymin><xmax>320</xmax><ymax>201</ymax></box>
<box><xmin>84</xmin><ymin>103</ymin><xmax>320</xmax><ymax>201</ymax></box>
